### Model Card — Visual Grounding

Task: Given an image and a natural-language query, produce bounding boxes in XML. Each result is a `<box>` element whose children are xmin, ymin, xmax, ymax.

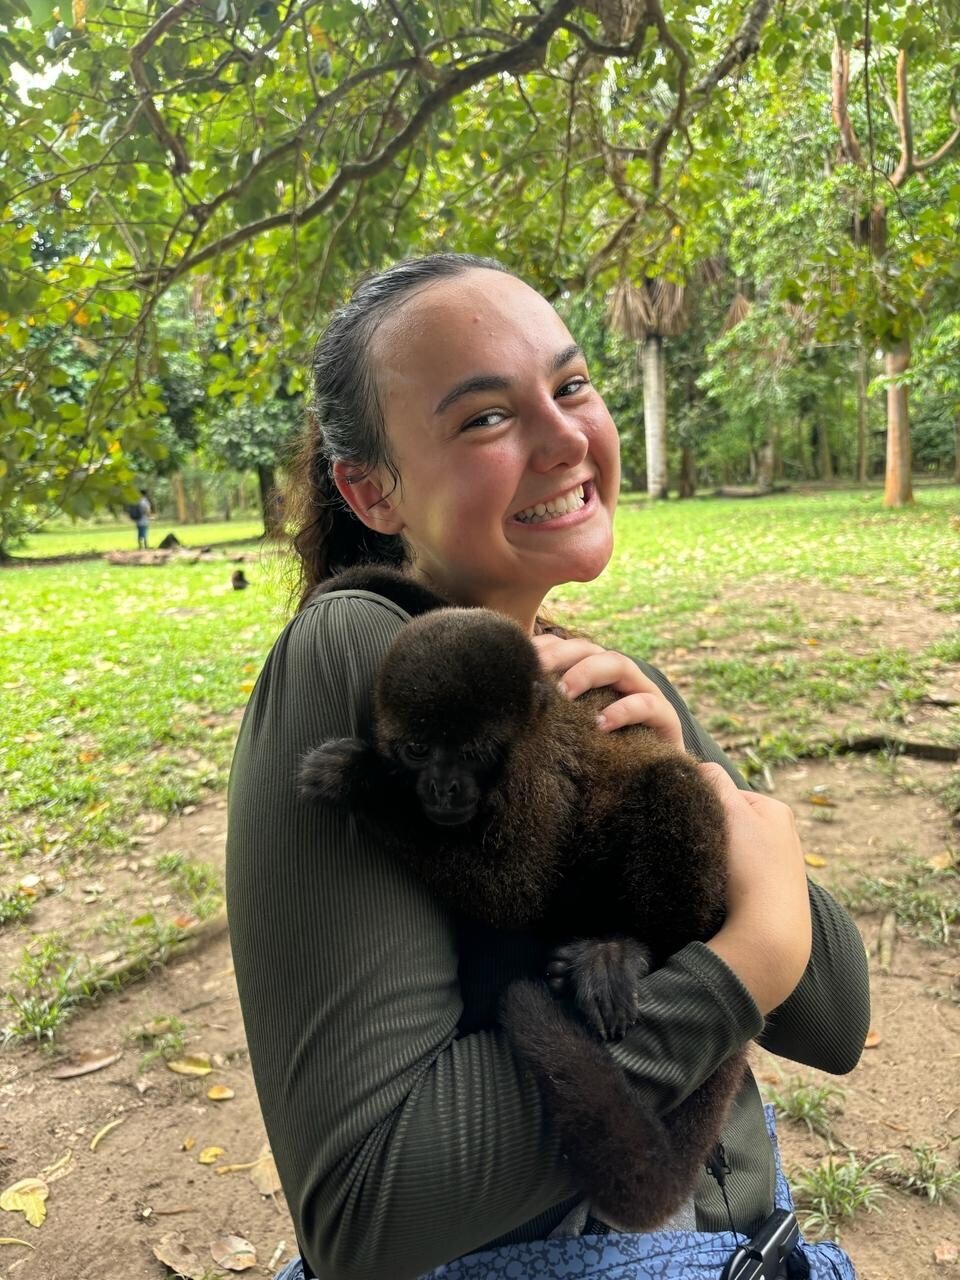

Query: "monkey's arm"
<box><xmin>299</xmin><ymin>737</ymin><xmax>400</xmax><ymax>810</ymax></box>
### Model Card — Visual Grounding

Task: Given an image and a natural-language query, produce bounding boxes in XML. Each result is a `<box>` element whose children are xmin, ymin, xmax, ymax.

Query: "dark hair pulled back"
<box><xmin>286</xmin><ymin>253</ymin><xmax>513</xmax><ymax>611</ymax></box>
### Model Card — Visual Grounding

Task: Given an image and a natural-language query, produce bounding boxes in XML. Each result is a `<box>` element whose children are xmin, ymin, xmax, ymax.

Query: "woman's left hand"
<box><xmin>530</xmin><ymin>635</ymin><xmax>685</xmax><ymax>750</ymax></box>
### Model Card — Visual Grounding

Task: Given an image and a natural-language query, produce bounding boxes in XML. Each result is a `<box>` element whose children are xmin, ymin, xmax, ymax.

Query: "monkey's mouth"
<box><xmin>424</xmin><ymin>804</ymin><xmax>478</xmax><ymax>827</ymax></box>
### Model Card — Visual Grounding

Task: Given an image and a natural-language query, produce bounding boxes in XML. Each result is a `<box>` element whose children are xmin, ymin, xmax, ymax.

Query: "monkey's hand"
<box><xmin>299</xmin><ymin>738</ymin><xmax>372</xmax><ymax>805</ymax></box>
<box><xmin>545</xmin><ymin>937</ymin><xmax>652</xmax><ymax>1042</ymax></box>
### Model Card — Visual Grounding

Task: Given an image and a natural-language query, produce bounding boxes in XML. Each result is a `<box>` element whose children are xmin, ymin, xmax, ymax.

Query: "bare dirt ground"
<box><xmin>1</xmin><ymin>588</ymin><xmax>958</xmax><ymax>1280</ymax></box>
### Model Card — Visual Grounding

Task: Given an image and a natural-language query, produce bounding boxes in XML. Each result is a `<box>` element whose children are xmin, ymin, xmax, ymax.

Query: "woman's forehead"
<box><xmin>374</xmin><ymin>269</ymin><xmax>572</xmax><ymax>385</ymax></box>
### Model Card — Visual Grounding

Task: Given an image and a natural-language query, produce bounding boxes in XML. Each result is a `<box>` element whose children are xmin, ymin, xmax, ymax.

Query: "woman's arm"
<box><xmin>638</xmin><ymin>659</ymin><xmax>870</xmax><ymax>1077</ymax></box>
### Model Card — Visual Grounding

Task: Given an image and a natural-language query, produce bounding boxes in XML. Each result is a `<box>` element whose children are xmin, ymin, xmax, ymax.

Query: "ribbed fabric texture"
<box><xmin>225</xmin><ymin>590</ymin><xmax>870</xmax><ymax>1280</ymax></box>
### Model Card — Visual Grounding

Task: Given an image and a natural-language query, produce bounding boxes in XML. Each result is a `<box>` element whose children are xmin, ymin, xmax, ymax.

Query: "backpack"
<box><xmin>127</xmin><ymin>500</ymin><xmax>144</xmax><ymax>521</ymax></box>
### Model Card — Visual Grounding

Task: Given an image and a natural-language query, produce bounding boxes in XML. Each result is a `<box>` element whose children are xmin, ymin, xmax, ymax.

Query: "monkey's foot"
<box><xmin>502</xmin><ymin>980</ymin><xmax>704</xmax><ymax>1229</ymax></box>
<box><xmin>545</xmin><ymin>937</ymin><xmax>652</xmax><ymax>1041</ymax></box>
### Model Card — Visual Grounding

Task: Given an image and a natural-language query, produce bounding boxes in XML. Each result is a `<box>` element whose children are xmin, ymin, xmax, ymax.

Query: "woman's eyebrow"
<box><xmin>433</xmin><ymin>344</ymin><xmax>584</xmax><ymax>416</ymax></box>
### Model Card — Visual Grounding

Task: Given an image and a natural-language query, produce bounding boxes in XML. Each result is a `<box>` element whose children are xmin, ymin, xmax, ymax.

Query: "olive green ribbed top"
<box><xmin>225</xmin><ymin>590</ymin><xmax>870</xmax><ymax>1280</ymax></box>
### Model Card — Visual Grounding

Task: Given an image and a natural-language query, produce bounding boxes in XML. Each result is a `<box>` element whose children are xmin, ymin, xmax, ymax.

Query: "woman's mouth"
<box><xmin>513</xmin><ymin>482</ymin><xmax>591</xmax><ymax>525</ymax></box>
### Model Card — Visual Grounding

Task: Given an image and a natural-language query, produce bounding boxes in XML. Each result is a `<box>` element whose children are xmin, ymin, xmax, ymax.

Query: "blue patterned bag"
<box><xmin>274</xmin><ymin>1109</ymin><xmax>856</xmax><ymax>1280</ymax></box>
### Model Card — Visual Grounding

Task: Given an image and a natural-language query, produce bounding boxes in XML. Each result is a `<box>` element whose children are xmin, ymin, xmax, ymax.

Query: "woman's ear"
<box><xmin>331</xmin><ymin>460</ymin><xmax>405</xmax><ymax>535</ymax></box>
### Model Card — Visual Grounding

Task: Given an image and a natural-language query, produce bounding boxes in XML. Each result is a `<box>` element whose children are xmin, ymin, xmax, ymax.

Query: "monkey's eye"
<box><xmin>399</xmin><ymin>742</ymin><xmax>431</xmax><ymax>766</ymax></box>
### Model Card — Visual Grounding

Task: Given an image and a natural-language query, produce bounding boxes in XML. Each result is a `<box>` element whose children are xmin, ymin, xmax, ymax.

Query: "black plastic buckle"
<box><xmin>719</xmin><ymin>1208</ymin><xmax>800</xmax><ymax>1280</ymax></box>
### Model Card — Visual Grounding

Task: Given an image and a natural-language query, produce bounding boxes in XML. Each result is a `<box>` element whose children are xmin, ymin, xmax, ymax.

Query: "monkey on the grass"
<box><xmin>299</xmin><ymin>566</ymin><xmax>746</xmax><ymax>1232</ymax></box>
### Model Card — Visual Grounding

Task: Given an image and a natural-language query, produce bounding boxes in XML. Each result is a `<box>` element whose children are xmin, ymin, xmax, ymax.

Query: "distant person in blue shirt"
<box><xmin>131</xmin><ymin>490</ymin><xmax>152</xmax><ymax>548</ymax></box>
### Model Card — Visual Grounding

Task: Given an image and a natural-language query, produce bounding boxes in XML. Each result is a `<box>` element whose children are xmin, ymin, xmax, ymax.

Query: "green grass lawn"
<box><xmin>1</xmin><ymin>485</ymin><xmax>957</xmax><ymax>1042</ymax></box>
<box><xmin>3</xmin><ymin>486</ymin><xmax>956</xmax><ymax>871</ymax></box>
<box><xmin>19</xmin><ymin>517</ymin><xmax>266</xmax><ymax>558</ymax></box>
<box><xmin>1</xmin><ymin>552</ymin><xmax>290</xmax><ymax>865</ymax></box>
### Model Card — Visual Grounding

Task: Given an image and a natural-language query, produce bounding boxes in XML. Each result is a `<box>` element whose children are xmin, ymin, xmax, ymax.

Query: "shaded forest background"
<box><xmin>1</xmin><ymin>0</ymin><xmax>959</xmax><ymax>554</ymax></box>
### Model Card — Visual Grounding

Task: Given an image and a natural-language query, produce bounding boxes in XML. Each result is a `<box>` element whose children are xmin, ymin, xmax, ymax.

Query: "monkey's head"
<box><xmin>375</xmin><ymin>609</ymin><xmax>548</xmax><ymax>827</ymax></box>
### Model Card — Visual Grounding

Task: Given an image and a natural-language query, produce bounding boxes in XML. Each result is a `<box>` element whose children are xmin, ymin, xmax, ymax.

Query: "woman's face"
<box><xmin>368</xmin><ymin>269</ymin><xmax>621</xmax><ymax>626</ymax></box>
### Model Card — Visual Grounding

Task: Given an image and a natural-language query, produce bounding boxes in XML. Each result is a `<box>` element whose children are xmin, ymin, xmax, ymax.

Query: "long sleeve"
<box><xmin>638</xmin><ymin>659</ymin><xmax>871</xmax><ymax>1080</ymax></box>
<box><xmin>227</xmin><ymin>596</ymin><xmax>810</xmax><ymax>1277</ymax></box>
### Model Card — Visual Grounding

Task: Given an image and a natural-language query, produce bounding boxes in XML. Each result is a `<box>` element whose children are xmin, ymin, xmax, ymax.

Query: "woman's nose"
<box><xmin>529</xmin><ymin>396</ymin><xmax>589</xmax><ymax>471</ymax></box>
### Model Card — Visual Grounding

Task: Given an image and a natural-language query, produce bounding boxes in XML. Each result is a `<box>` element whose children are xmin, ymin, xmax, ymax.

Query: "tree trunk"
<box><xmin>855</xmin><ymin>345</ymin><xmax>869</xmax><ymax>483</ymax></box>
<box><xmin>258</xmin><ymin>464</ymin><xmax>281</xmax><ymax>534</ymax></box>
<box><xmin>171</xmin><ymin>471</ymin><xmax>189</xmax><ymax>523</ymax></box>
<box><xmin>641</xmin><ymin>335</ymin><xmax>668</xmax><ymax>500</ymax></box>
<box><xmin>191</xmin><ymin>475</ymin><xmax>206</xmax><ymax>523</ymax></box>
<box><xmin>795</xmin><ymin>418</ymin><xmax>812</xmax><ymax>478</ymax></box>
<box><xmin>757</xmin><ymin>441</ymin><xmax>774</xmax><ymax>492</ymax></box>
<box><xmin>816</xmin><ymin>419</ymin><xmax>834</xmax><ymax>481</ymax></box>
<box><xmin>883</xmin><ymin>339</ymin><xmax>914</xmax><ymax>507</ymax></box>
<box><xmin>677</xmin><ymin>446</ymin><xmax>696</xmax><ymax>498</ymax></box>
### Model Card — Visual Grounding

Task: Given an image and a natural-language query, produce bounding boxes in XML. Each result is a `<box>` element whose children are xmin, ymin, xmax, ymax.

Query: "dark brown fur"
<box><xmin>300</xmin><ymin>567</ymin><xmax>746</xmax><ymax>1229</ymax></box>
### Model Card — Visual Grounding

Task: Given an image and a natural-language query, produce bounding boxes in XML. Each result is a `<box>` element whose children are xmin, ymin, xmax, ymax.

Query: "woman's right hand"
<box><xmin>699</xmin><ymin>762</ymin><xmax>812</xmax><ymax>1015</ymax></box>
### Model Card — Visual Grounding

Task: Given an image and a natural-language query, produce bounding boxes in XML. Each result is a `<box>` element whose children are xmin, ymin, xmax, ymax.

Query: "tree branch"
<box><xmin>832</xmin><ymin>40</ymin><xmax>863</xmax><ymax>167</ymax></box>
<box><xmin>137</xmin><ymin>0</ymin><xmax>579</xmax><ymax>285</ymax></box>
<box><xmin>129</xmin><ymin>0</ymin><xmax>203</xmax><ymax>175</ymax></box>
<box><xmin>691</xmin><ymin>0</ymin><xmax>772</xmax><ymax>102</ymax></box>
<box><xmin>889</xmin><ymin>49</ymin><xmax>913</xmax><ymax>187</ymax></box>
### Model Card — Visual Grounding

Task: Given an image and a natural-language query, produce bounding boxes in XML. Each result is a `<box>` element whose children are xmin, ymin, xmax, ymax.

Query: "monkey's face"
<box><xmin>391</xmin><ymin>737</ymin><xmax>505</xmax><ymax>826</ymax></box>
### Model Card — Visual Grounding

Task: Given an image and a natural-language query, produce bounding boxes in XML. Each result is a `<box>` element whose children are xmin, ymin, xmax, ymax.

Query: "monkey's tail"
<box><xmin>501</xmin><ymin>981</ymin><xmax>744</xmax><ymax>1231</ymax></box>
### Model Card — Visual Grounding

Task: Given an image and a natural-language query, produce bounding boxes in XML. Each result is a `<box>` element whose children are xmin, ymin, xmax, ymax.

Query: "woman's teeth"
<box><xmin>515</xmin><ymin>485</ymin><xmax>586</xmax><ymax>524</ymax></box>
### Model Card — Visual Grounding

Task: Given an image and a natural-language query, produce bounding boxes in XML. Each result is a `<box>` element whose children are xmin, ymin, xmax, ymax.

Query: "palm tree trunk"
<box><xmin>855</xmin><ymin>345</ymin><xmax>869</xmax><ymax>483</ymax></box>
<box><xmin>642</xmin><ymin>335</ymin><xmax>668</xmax><ymax>500</ymax></box>
<box><xmin>883</xmin><ymin>339</ymin><xmax>914</xmax><ymax>507</ymax></box>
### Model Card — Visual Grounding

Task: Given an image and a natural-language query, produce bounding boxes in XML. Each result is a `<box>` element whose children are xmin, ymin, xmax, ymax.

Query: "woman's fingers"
<box><xmin>531</xmin><ymin>638</ymin><xmax>685</xmax><ymax>749</ymax></box>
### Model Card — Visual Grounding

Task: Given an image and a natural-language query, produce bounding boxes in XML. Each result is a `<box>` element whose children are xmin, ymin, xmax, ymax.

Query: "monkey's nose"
<box><xmin>429</xmin><ymin>777</ymin><xmax>461</xmax><ymax>802</ymax></box>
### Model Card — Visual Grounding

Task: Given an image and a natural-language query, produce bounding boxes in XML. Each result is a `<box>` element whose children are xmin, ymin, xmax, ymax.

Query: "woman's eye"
<box><xmin>462</xmin><ymin>409</ymin><xmax>507</xmax><ymax>431</ymax></box>
<box><xmin>557</xmin><ymin>377</ymin><xmax>590</xmax><ymax>398</ymax></box>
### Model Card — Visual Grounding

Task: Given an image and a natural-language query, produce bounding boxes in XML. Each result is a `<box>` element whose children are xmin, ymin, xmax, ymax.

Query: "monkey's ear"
<box><xmin>331</xmin><ymin>461</ymin><xmax>405</xmax><ymax>535</ymax></box>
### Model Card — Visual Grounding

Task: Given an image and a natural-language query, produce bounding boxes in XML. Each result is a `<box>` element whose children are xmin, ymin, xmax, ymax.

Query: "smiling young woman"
<box><xmin>225</xmin><ymin>254</ymin><xmax>869</xmax><ymax>1280</ymax></box>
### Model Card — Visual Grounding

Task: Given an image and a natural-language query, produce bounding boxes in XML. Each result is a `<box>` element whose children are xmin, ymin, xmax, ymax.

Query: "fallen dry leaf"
<box><xmin>39</xmin><ymin>1151</ymin><xmax>74</xmax><ymax>1185</ymax></box>
<box><xmin>927</xmin><ymin>851</ymin><xmax>954</xmax><ymax>872</ymax></box>
<box><xmin>50</xmin><ymin>1050</ymin><xmax>122</xmax><ymax>1079</ymax></box>
<box><xmin>0</xmin><ymin>1178</ymin><xmax>49</xmax><ymax>1228</ymax></box>
<box><xmin>168</xmin><ymin>1053</ymin><xmax>213</xmax><ymax>1077</ymax></box>
<box><xmin>805</xmin><ymin>794</ymin><xmax>837</xmax><ymax>808</ymax></box>
<box><xmin>211</xmin><ymin>1234</ymin><xmax>257</xmax><ymax>1271</ymax></box>
<box><xmin>250</xmin><ymin>1150</ymin><xmax>282</xmax><ymax>1197</ymax></box>
<box><xmin>89</xmin><ymin>1118</ymin><xmax>124</xmax><ymax>1152</ymax></box>
<box><xmin>152</xmin><ymin>1231</ymin><xmax>206</xmax><ymax>1279</ymax></box>
<box><xmin>0</xmin><ymin>1237</ymin><xmax>35</xmax><ymax>1249</ymax></box>
<box><xmin>803</xmin><ymin>853</ymin><xmax>828</xmax><ymax>868</ymax></box>
<box><xmin>198</xmin><ymin>1146</ymin><xmax>225</xmax><ymax>1165</ymax></box>
<box><xmin>141</xmin><ymin>1016</ymin><xmax>176</xmax><ymax>1038</ymax></box>
<box><xmin>934</xmin><ymin>1240</ymin><xmax>958</xmax><ymax>1265</ymax></box>
<box><xmin>864</xmin><ymin>1029</ymin><xmax>882</xmax><ymax>1049</ymax></box>
<box><xmin>207</xmin><ymin>1085</ymin><xmax>235</xmax><ymax>1101</ymax></box>
<box><xmin>181</xmin><ymin>1136</ymin><xmax>197</xmax><ymax>1152</ymax></box>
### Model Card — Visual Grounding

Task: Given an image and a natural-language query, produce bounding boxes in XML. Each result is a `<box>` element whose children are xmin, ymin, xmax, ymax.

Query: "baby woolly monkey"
<box><xmin>299</xmin><ymin>568</ymin><xmax>745</xmax><ymax>1230</ymax></box>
